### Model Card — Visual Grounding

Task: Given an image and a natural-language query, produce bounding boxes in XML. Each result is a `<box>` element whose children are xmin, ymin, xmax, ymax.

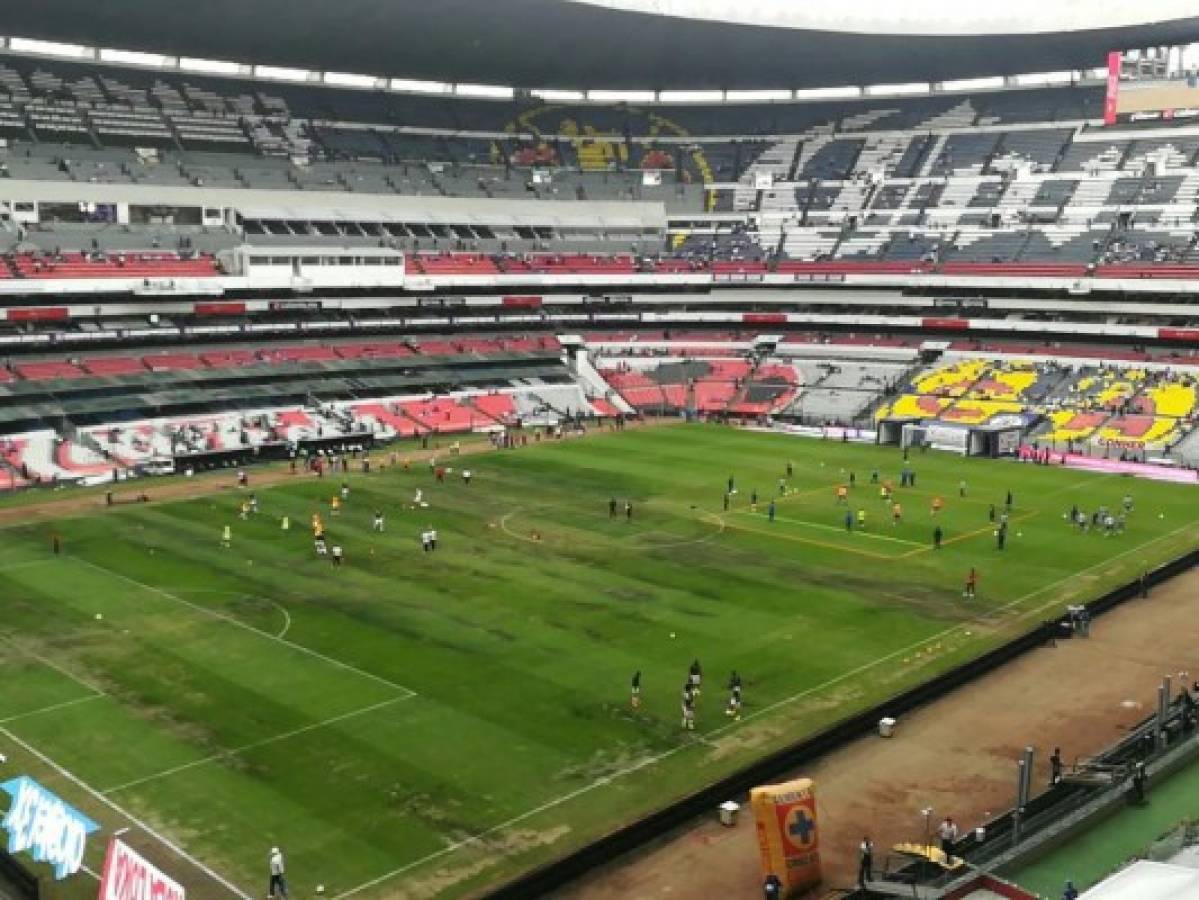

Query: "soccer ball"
<box><xmin>95</xmin><ymin>613</ymin><xmax>103</xmax><ymax>621</ymax></box>
<box><xmin>316</xmin><ymin>886</ymin><xmax>325</xmax><ymax>895</ymax></box>
<box><xmin>669</xmin><ymin>632</ymin><xmax>676</xmax><ymax>639</ymax></box>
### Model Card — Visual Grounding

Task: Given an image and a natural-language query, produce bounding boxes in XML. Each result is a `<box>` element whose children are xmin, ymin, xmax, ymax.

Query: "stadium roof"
<box><xmin>6</xmin><ymin>0</ymin><xmax>1199</xmax><ymax>91</ymax></box>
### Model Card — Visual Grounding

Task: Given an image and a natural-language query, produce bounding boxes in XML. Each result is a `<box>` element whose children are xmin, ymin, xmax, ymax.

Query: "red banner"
<box><xmin>921</xmin><ymin>317</ymin><xmax>969</xmax><ymax>331</ymax></box>
<box><xmin>1159</xmin><ymin>328</ymin><xmax>1199</xmax><ymax>342</ymax></box>
<box><xmin>193</xmin><ymin>302</ymin><xmax>246</xmax><ymax>316</ymax></box>
<box><xmin>742</xmin><ymin>313</ymin><xmax>787</xmax><ymax>324</ymax></box>
<box><xmin>98</xmin><ymin>839</ymin><xmax>185</xmax><ymax>900</ymax></box>
<box><xmin>501</xmin><ymin>295</ymin><xmax>542</xmax><ymax>308</ymax></box>
<box><xmin>6</xmin><ymin>306</ymin><xmax>68</xmax><ymax>322</ymax></box>
<box><xmin>1104</xmin><ymin>51</ymin><xmax>1121</xmax><ymax>126</ymax></box>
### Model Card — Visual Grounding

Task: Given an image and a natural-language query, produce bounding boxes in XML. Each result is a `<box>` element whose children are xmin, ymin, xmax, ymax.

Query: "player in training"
<box><xmin>630</xmin><ymin>670</ymin><xmax>641</xmax><ymax>709</ymax></box>
<box><xmin>221</xmin><ymin>524</ymin><xmax>232</xmax><ymax>549</ymax></box>
<box><xmin>688</xmin><ymin>659</ymin><xmax>702</xmax><ymax>695</ymax></box>
<box><xmin>964</xmin><ymin>567</ymin><xmax>978</xmax><ymax>600</ymax></box>
<box><xmin>681</xmin><ymin>683</ymin><xmax>696</xmax><ymax>731</ymax></box>
<box><xmin>726</xmin><ymin>680</ymin><xmax>743</xmax><ymax>721</ymax></box>
<box><xmin>373</xmin><ymin>510</ymin><xmax>385</xmax><ymax>532</ymax></box>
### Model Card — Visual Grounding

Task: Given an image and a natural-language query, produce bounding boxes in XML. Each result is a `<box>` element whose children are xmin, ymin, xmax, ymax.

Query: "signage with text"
<box><xmin>99</xmin><ymin>838</ymin><xmax>186</xmax><ymax>900</ymax></box>
<box><xmin>1</xmin><ymin>776</ymin><xmax>99</xmax><ymax>880</ymax></box>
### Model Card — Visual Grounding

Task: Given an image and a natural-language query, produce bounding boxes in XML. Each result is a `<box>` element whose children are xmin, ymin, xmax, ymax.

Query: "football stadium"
<box><xmin>1</xmin><ymin>3</ymin><xmax>1199</xmax><ymax>900</ymax></box>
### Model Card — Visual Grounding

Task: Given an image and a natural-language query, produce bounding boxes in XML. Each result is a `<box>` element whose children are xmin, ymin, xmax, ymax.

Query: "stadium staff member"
<box><xmin>268</xmin><ymin>847</ymin><xmax>288</xmax><ymax>898</ymax></box>
<box><xmin>858</xmin><ymin>835</ymin><xmax>874</xmax><ymax>887</ymax></box>
<box><xmin>938</xmin><ymin>817</ymin><xmax>959</xmax><ymax>862</ymax></box>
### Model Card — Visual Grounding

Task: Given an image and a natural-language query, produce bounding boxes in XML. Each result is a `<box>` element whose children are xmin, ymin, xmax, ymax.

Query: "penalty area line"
<box><xmin>102</xmin><ymin>695</ymin><xmax>412</xmax><ymax>795</ymax></box>
<box><xmin>0</xmin><ymin>724</ymin><xmax>253</xmax><ymax>899</ymax></box>
<box><xmin>68</xmin><ymin>555</ymin><xmax>416</xmax><ymax>700</ymax></box>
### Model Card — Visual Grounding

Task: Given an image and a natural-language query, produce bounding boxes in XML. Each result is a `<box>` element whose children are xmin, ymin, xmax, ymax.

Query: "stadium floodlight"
<box><xmin>658</xmin><ymin>91</ymin><xmax>724</xmax><ymax>103</ymax></box>
<box><xmin>530</xmin><ymin>88</ymin><xmax>586</xmax><ymax>102</ymax></box>
<box><xmin>455</xmin><ymin>83</ymin><xmax>515</xmax><ymax>99</ymax></box>
<box><xmin>864</xmin><ymin>82</ymin><xmax>930</xmax><ymax>97</ymax></box>
<box><xmin>588</xmin><ymin>90</ymin><xmax>657</xmax><ymax>103</ymax></box>
<box><xmin>9</xmin><ymin>37</ymin><xmax>90</xmax><ymax>58</ymax></box>
<box><xmin>725</xmin><ymin>90</ymin><xmax>792</xmax><ymax>102</ymax></box>
<box><xmin>100</xmin><ymin>49</ymin><xmax>168</xmax><ymax>67</ymax></box>
<box><xmin>256</xmin><ymin>65</ymin><xmax>314</xmax><ymax>83</ymax></box>
<box><xmin>179</xmin><ymin>56</ymin><xmax>242</xmax><ymax>75</ymax></box>
<box><xmin>390</xmin><ymin>78</ymin><xmax>451</xmax><ymax>95</ymax></box>
<box><xmin>794</xmin><ymin>86</ymin><xmax>861</xmax><ymax>99</ymax></box>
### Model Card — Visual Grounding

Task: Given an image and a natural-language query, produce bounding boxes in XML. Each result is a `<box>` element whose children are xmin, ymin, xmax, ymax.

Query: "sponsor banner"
<box><xmin>1105</xmin><ymin>50</ymin><xmax>1121</xmax><ymax>125</ymax></box>
<box><xmin>742</xmin><ymin>312</ymin><xmax>787</xmax><ymax>325</ymax></box>
<box><xmin>745</xmin><ymin>423</ymin><xmax>878</xmax><ymax>443</ymax></box>
<box><xmin>501</xmin><ymin>295</ymin><xmax>542</xmax><ymax>308</ymax></box>
<box><xmin>267</xmin><ymin>300</ymin><xmax>322</xmax><ymax>312</ymax></box>
<box><xmin>1159</xmin><ymin>327</ymin><xmax>1199</xmax><ymax>342</ymax></box>
<box><xmin>193</xmin><ymin>302</ymin><xmax>246</xmax><ymax>316</ymax></box>
<box><xmin>1</xmin><ymin>776</ymin><xmax>99</xmax><ymax>880</ymax></box>
<box><xmin>921</xmin><ymin>317</ymin><xmax>970</xmax><ymax>331</ymax></box>
<box><xmin>6</xmin><ymin>306</ymin><xmax>68</xmax><ymax>322</ymax></box>
<box><xmin>789</xmin><ymin>273</ymin><xmax>846</xmax><ymax>284</ymax></box>
<box><xmin>99</xmin><ymin>838</ymin><xmax>185</xmax><ymax>900</ymax></box>
<box><xmin>1020</xmin><ymin>446</ymin><xmax>1198</xmax><ymax>484</ymax></box>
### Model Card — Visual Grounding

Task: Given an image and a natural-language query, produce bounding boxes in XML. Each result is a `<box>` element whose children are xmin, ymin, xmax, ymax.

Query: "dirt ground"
<box><xmin>556</xmin><ymin>568</ymin><xmax>1199</xmax><ymax>900</ymax></box>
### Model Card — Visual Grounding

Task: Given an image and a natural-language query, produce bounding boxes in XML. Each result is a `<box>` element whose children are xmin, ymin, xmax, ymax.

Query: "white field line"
<box><xmin>69</xmin><ymin>556</ymin><xmax>416</xmax><ymax>698</ymax></box>
<box><xmin>0</xmin><ymin>559</ymin><xmax>56</xmax><ymax>574</ymax></box>
<box><xmin>0</xmin><ymin>693</ymin><xmax>107</xmax><ymax>725</ymax></box>
<box><xmin>0</xmin><ymin>634</ymin><xmax>107</xmax><ymax>695</ymax></box>
<box><xmin>336</xmin><ymin>520</ymin><xmax>1197</xmax><ymax>899</ymax></box>
<box><xmin>103</xmin><ymin>696</ymin><xmax>412</xmax><ymax>795</ymax></box>
<box><xmin>0</xmin><ymin>725</ymin><xmax>253</xmax><ymax>899</ymax></box>
<box><xmin>735</xmin><ymin>509</ymin><xmax>925</xmax><ymax>546</ymax></box>
<box><xmin>274</xmin><ymin>601</ymin><xmax>293</xmax><ymax>639</ymax></box>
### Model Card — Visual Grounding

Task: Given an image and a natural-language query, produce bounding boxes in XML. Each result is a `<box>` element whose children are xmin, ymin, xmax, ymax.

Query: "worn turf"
<box><xmin>1</xmin><ymin>424</ymin><xmax>1195</xmax><ymax>899</ymax></box>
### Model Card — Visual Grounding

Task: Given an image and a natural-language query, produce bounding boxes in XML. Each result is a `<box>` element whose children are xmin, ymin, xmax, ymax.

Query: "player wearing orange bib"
<box><xmin>892</xmin><ymin>502</ymin><xmax>902</xmax><ymax>525</ymax></box>
<box><xmin>931</xmin><ymin>496</ymin><xmax>944</xmax><ymax>515</ymax></box>
<box><xmin>836</xmin><ymin>485</ymin><xmax>849</xmax><ymax>504</ymax></box>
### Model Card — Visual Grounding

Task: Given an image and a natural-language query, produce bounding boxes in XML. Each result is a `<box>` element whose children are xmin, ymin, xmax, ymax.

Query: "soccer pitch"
<box><xmin>1</xmin><ymin>424</ymin><xmax>1196</xmax><ymax>899</ymax></box>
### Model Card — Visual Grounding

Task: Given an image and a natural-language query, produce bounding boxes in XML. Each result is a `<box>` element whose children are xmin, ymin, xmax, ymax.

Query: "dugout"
<box><xmin>877</xmin><ymin>417</ymin><xmax>919</xmax><ymax>446</ymax></box>
<box><xmin>897</xmin><ymin>420</ymin><xmax>1026</xmax><ymax>457</ymax></box>
<box><xmin>968</xmin><ymin>422</ymin><xmax>1025</xmax><ymax>458</ymax></box>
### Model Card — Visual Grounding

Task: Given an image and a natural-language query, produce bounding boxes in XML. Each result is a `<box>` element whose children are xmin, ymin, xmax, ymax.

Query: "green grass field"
<box><xmin>1</xmin><ymin>424</ymin><xmax>1196</xmax><ymax>899</ymax></box>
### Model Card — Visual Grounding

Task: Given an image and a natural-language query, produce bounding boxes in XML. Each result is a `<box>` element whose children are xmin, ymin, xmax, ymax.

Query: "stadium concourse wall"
<box><xmin>484</xmin><ymin>552</ymin><xmax>1199</xmax><ymax>899</ymax></box>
